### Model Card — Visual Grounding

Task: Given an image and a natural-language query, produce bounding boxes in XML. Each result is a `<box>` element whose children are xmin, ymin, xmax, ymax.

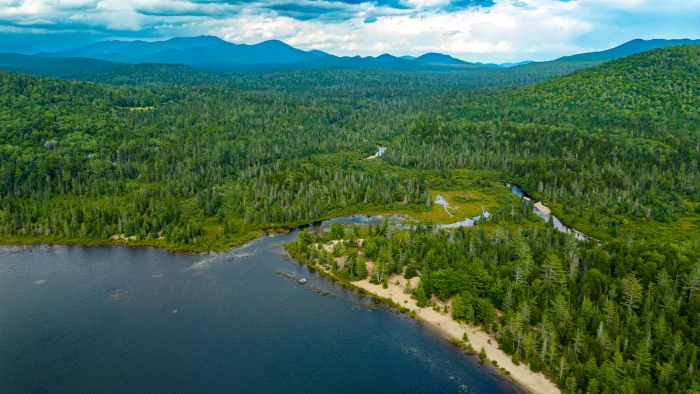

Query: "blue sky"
<box><xmin>0</xmin><ymin>0</ymin><xmax>698</xmax><ymax>62</ymax></box>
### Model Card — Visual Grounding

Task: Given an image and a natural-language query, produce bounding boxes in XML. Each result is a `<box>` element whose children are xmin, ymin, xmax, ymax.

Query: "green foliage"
<box><xmin>384</xmin><ymin>46</ymin><xmax>700</xmax><ymax>243</ymax></box>
<box><xmin>0</xmin><ymin>70</ymin><xmax>431</xmax><ymax>250</ymax></box>
<box><xmin>313</xmin><ymin>221</ymin><xmax>700</xmax><ymax>393</ymax></box>
<box><xmin>415</xmin><ymin>280</ymin><xmax>429</xmax><ymax>307</ymax></box>
<box><xmin>2</xmin><ymin>42</ymin><xmax>700</xmax><ymax>394</ymax></box>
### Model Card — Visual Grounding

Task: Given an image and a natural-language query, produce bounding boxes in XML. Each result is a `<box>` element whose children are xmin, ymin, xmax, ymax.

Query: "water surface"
<box><xmin>0</xmin><ymin>228</ymin><xmax>523</xmax><ymax>394</ymax></box>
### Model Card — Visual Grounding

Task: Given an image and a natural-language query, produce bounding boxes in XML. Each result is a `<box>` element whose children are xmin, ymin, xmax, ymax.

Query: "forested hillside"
<box><xmin>289</xmin><ymin>219</ymin><xmax>700</xmax><ymax>394</ymax></box>
<box><xmin>0</xmin><ymin>51</ymin><xmax>625</xmax><ymax>92</ymax></box>
<box><xmin>1</xmin><ymin>46</ymin><xmax>698</xmax><ymax>251</ymax></box>
<box><xmin>385</xmin><ymin>45</ymin><xmax>700</xmax><ymax>242</ymax></box>
<box><xmin>0</xmin><ymin>70</ymin><xmax>434</xmax><ymax>250</ymax></box>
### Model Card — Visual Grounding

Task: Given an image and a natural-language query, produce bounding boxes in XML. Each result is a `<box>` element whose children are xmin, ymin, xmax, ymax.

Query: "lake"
<box><xmin>0</xmin><ymin>226</ymin><xmax>523</xmax><ymax>394</ymax></box>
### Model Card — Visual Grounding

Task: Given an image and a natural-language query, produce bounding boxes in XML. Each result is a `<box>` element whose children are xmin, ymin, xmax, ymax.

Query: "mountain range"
<box><xmin>2</xmin><ymin>36</ymin><xmax>697</xmax><ymax>73</ymax></box>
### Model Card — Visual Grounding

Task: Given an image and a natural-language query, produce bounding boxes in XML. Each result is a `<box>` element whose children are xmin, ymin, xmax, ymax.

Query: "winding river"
<box><xmin>431</xmin><ymin>184</ymin><xmax>593</xmax><ymax>242</ymax></box>
<box><xmin>366</xmin><ymin>144</ymin><xmax>592</xmax><ymax>241</ymax></box>
<box><xmin>507</xmin><ymin>183</ymin><xmax>594</xmax><ymax>242</ymax></box>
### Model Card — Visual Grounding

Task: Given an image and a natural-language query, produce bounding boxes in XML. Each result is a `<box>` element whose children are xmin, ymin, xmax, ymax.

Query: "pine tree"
<box><xmin>415</xmin><ymin>280</ymin><xmax>428</xmax><ymax>308</ymax></box>
<box><xmin>541</xmin><ymin>254</ymin><xmax>565</xmax><ymax>287</ymax></box>
<box><xmin>586</xmin><ymin>378</ymin><xmax>599</xmax><ymax>394</ymax></box>
<box><xmin>356</xmin><ymin>256</ymin><xmax>368</xmax><ymax>278</ymax></box>
<box><xmin>621</xmin><ymin>273</ymin><xmax>644</xmax><ymax>311</ymax></box>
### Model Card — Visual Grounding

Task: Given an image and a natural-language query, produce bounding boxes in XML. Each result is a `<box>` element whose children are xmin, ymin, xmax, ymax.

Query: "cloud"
<box><xmin>266</xmin><ymin>3</ymin><xmax>348</xmax><ymax>21</ymax></box>
<box><xmin>446</xmin><ymin>0</ymin><xmax>496</xmax><ymax>11</ymax></box>
<box><xmin>0</xmin><ymin>0</ymin><xmax>697</xmax><ymax>61</ymax></box>
<box><xmin>364</xmin><ymin>15</ymin><xmax>378</xmax><ymax>23</ymax></box>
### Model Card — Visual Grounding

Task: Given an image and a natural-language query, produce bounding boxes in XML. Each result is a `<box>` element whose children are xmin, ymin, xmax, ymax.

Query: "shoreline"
<box><xmin>3</xmin><ymin>223</ymin><xmax>560</xmax><ymax>393</ymax></box>
<box><xmin>294</xmin><ymin>254</ymin><xmax>560</xmax><ymax>394</ymax></box>
<box><xmin>352</xmin><ymin>277</ymin><xmax>560</xmax><ymax>394</ymax></box>
<box><xmin>0</xmin><ymin>209</ymin><xmax>416</xmax><ymax>255</ymax></box>
<box><xmin>0</xmin><ymin>179</ymin><xmax>597</xmax><ymax>256</ymax></box>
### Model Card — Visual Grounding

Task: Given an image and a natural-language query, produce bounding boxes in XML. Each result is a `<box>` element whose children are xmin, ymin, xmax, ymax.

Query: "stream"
<box><xmin>430</xmin><ymin>184</ymin><xmax>593</xmax><ymax>242</ymax></box>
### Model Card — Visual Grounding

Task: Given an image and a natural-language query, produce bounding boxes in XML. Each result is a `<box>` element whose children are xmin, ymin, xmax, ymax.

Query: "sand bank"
<box><xmin>533</xmin><ymin>202</ymin><xmax>552</xmax><ymax>216</ymax></box>
<box><xmin>302</xmin><ymin>241</ymin><xmax>559</xmax><ymax>393</ymax></box>
<box><xmin>352</xmin><ymin>275</ymin><xmax>560</xmax><ymax>394</ymax></box>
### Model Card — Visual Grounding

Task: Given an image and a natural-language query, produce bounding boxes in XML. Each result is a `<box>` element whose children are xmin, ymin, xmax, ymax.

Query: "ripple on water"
<box><xmin>1</xmin><ymin>241</ymin><xmax>525</xmax><ymax>394</ymax></box>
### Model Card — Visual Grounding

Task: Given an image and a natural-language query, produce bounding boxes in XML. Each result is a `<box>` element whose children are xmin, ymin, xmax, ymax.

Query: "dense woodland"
<box><xmin>289</xmin><ymin>220</ymin><xmax>700</xmax><ymax>394</ymax></box>
<box><xmin>0</xmin><ymin>71</ymin><xmax>431</xmax><ymax>247</ymax></box>
<box><xmin>0</xmin><ymin>44</ymin><xmax>699</xmax><ymax>392</ymax></box>
<box><xmin>385</xmin><ymin>46</ymin><xmax>700</xmax><ymax>242</ymax></box>
<box><xmin>3</xmin><ymin>46</ymin><xmax>696</xmax><ymax>248</ymax></box>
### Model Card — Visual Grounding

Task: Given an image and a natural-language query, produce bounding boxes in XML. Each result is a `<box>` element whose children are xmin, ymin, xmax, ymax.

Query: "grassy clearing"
<box><xmin>408</xmin><ymin>189</ymin><xmax>500</xmax><ymax>224</ymax></box>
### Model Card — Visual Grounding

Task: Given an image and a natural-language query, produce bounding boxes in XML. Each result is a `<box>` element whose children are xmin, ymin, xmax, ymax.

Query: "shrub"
<box><xmin>512</xmin><ymin>353</ymin><xmax>520</xmax><ymax>366</ymax></box>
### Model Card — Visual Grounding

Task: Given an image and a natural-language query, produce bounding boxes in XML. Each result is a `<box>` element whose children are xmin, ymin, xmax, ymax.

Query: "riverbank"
<box><xmin>0</xmin><ymin>231</ymin><xmax>264</xmax><ymax>255</ymax></box>
<box><xmin>287</xmin><ymin>243</ymin><xmax>560</xmax><ymax>394</ymax></box>
<box><xmin>0</xmin><ymin>203</ymin><xmax>443</xmax><ymax>254</ymax></box>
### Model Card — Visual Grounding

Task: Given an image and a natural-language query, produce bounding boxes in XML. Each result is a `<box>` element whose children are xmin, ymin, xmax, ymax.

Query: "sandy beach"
<box><xmin>352</xmin><ymin>275</ymin><xmax>561</xmax><ymax>394</ymax></box>
<box><xmin>302</xmin><ymin>240</ymin><xmax>560</xmax><ymax>393</ymax></box>
<box><xmin>533</xmin><ymin>201</ymin><xmax>552</xmax><ymax>216</ymax></box>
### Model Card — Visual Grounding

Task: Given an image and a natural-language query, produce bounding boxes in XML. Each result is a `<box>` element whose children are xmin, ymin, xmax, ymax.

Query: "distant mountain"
<box><xmin>556</xmin><ymin>38</ymin><xmax>700</xmax><ymax>63</ymax></box>
<box><xmin>14</xmin><ymin>36</ymin><xmax>699</xmax><ymax>74</ymax></box>
<box><xmin>38</xmin><ymin>36</ymin><xmax>483</xmax><ymax>71</ymax></box>
<box><xmin>0</xmin><ymin>43</ymin><xmax>39</xmax><ymax>55</ymax></box>
<box><xmin>474</xmin><ymin>60</ymin><xmax>534</xmax><ymax>68</ymax></box>
<box><xmin>289</xmin><ymin>54</ymin><xmax>479</xmax><ymax>71</ymax></box>
<box><xmin>0</xmin><ymin>53</ymin><xmax>125</xmax><ymax>79</ymax></box>
<box><xmin>500</xmin><ymin>61</ymin><xmax>534</xmax><ymax>68</ymax></box>
<box><xmin>374</xmin><ymin>54</ymin><xmax>401</xmax><ymax>63</ymax></box>
<box><xmin>37</xmin><ymin>36</ymin><xmax>320</xmax><ymax>68</ymax></box>
<box><xmin>415</xmin><ymin>53</ymin><xmax>470</xmax><ymax>65</ymax></box>
<box><xmin>308</xmin><ymin>49</ymin><xmax>331</xmax><ymax>57</ymax></box>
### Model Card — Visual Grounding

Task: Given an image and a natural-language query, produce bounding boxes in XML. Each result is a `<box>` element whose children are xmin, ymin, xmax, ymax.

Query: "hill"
<box><xmin>509</xmin><ymin>38</ymin><xmax>700</xmax><ymax>77</ymax></box>
<box><xmin>0</xmin><ymin>53</ymin><xmax>125</xmax><ymax>79</ymax></box>
<box><xmin>475</xmin><ymin>60</ymin><xmax>534</xmax><ymax>68</ymax></box>
<box><xmin>32</xmin><ymin>36</ymin><xmax>490</xmax><ymax>72</ymax></box>
<box><xmin>415</xmin><ymin>52</ymin><xmax>470</xmax><ymax>65</ymax></box>
<box><xmin>20</xmin><ymin>36</ymin><xmax>697</xmax><ymax>73</ymax></box>
<box><xmin>0</xmin><ymin>43</ymin><xmax>39</xmax><ymax>55</ymax></box>
<box><xmin>558</xmin><ymin>38</ymin><xmax>700</xmax><ymax>63</ymax></box>
<box><xmin>388</xmin><ymin>44</ymin><xmax>700</xmax><ymax>239</ymax></box>
<box><xmin>308</xmin><ymin>49</ymin><xmax>331</xmax><ymax>57</ymax></box>
<box><xmin>37</xmin><ymin>36</ymin><xmax>320</xmax><ymax>68</ymax></box>
<box><xmin>454</xmin><ymin>45</ymin><xmax>700</xmax><ymax>132</ymax></box>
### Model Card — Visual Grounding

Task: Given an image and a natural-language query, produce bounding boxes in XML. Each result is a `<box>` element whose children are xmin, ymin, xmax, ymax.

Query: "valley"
<box><xmin>0</xmin><ymin>38</ymin><xmax>698</xmax><ymax>394</ymax></box>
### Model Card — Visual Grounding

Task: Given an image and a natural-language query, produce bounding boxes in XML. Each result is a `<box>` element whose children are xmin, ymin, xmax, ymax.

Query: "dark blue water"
<box><xmin>0</xmin><ymin>229</ymin><xmax>522</xmax><ymax>394</ymax></box>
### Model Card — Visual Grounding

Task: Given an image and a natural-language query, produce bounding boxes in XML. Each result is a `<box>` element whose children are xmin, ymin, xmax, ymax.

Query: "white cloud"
<box><xmin>0</xmin><ymin>0</ymin><xmax>698</xmax><ymax>61</ymax></box>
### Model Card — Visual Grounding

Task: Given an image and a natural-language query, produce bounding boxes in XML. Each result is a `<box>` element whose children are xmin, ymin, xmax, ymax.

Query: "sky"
<box><xmin>0</xmin><ymin>0</ymin><xmax>698</xmax><ymax>62</ymax></box>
